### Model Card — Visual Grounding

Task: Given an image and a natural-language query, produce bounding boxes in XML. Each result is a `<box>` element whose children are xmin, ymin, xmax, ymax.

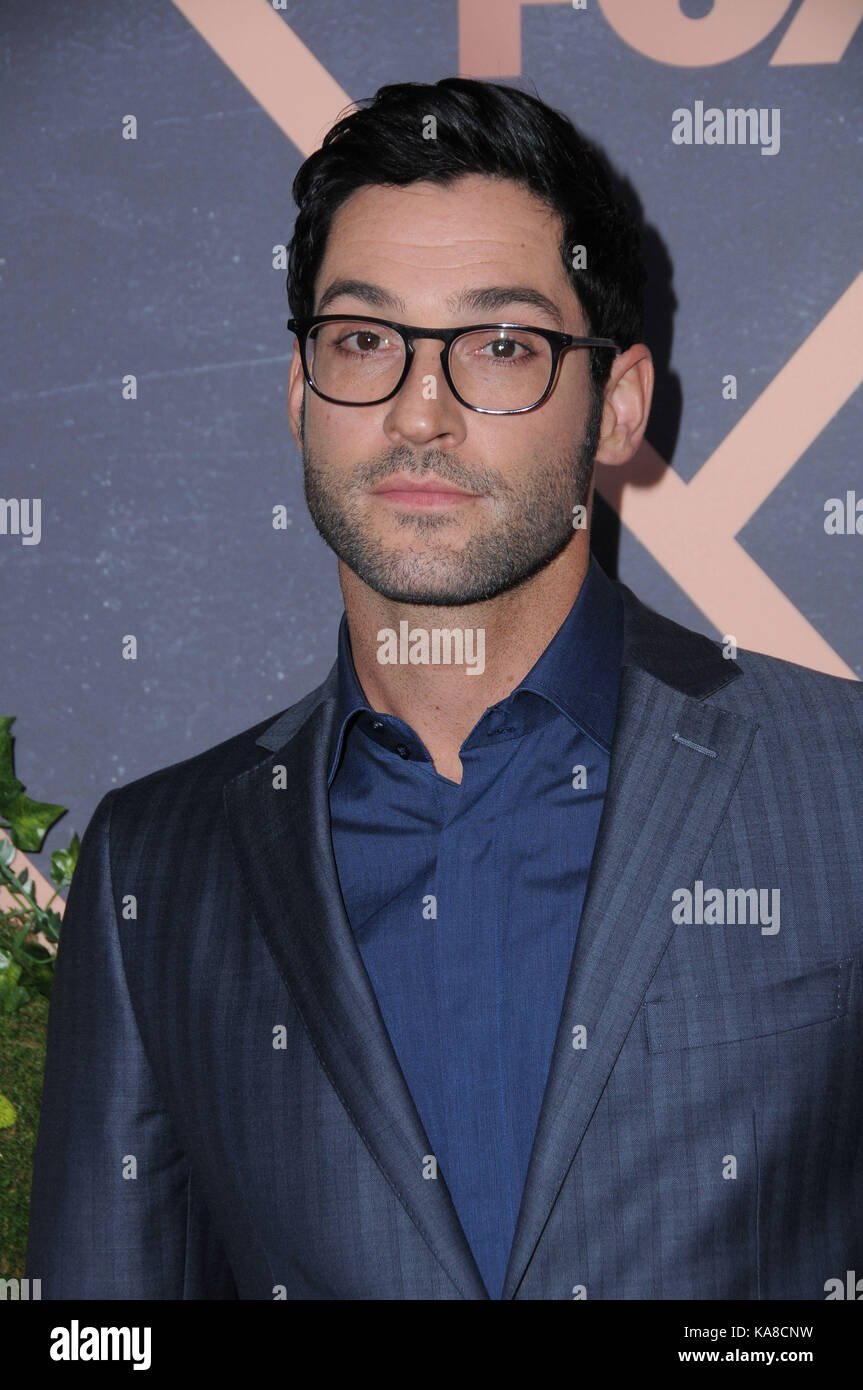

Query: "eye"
<box><xmin>474</xmin><ymin>336</ymin><xmax>534</xmax><ymax>361</ymax></box>
<box><xmin>336</xmin><ymin>329</ymin><xmax>385</xmax><ymax>353</ymax></box>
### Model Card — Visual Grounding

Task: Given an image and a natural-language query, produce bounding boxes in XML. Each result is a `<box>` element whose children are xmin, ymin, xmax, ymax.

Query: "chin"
<box><xmin>359</xmin><ymin>569</ymin><xmax>509</xmax><ymax>607</ymax></box>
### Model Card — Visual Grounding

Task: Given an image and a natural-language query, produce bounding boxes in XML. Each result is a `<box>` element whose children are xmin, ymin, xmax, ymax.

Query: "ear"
<box><xmin>594</xmin><ymin>345</ymin><xmax>654</xmax><ymax>467</ymax></box>
<box><xmin>287</xmin><ymin>342</ymin><xmax>305</xmax><ymax>449</ymax></box>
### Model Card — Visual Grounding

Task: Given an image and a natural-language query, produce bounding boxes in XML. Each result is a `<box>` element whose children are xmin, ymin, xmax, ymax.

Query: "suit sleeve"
<box><xmin>25</xmin><ymin>789</ymin><xmax>236</xmax><ymax>1298</ymax></box>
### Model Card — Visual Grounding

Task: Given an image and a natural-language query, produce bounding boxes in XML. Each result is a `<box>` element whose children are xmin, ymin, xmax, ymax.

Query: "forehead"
<box><xmin>315</xmin><ymin>174</ymin><xmax>580</xmax><ymax>321</ymax></box>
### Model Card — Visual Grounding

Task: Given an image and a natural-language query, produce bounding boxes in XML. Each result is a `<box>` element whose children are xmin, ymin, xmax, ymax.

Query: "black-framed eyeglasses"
<box><xmin>287</xmin><ymin>313</ymin><xmax>620</xmax><ymax>415</ymax></box>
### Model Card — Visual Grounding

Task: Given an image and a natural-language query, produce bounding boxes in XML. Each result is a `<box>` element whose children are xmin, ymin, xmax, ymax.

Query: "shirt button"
<box><xmin>395</xmin><ymin>743</ymin><xmax>411</xmax><ymax>758</ymax></box>
<box><xmin>370</xmin><ymin>719</ymin><xmax>384</xmax><ymax>730</ymax></box>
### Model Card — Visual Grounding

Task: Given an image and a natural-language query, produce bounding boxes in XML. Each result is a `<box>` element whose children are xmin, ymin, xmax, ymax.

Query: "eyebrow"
<box><xmin>315</xmin><ymin>278</ymin><xmax>565</xmax><ymax>330</ymax></box>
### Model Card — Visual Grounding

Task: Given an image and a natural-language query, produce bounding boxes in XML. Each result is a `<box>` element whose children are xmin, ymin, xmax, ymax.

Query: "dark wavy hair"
<box><xmin>287</xmin><ymin>77</ymin><xmax>645</xmax><ymax>402</ymax></box>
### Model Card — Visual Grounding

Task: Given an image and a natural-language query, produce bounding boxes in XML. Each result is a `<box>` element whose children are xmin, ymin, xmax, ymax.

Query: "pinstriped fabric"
<box><xmin>25</xmin><ymin>577</ymin><xmax>863</xmax><ymax>1299</ymax></box>
<box><xmin>22</xmin><ymin>791</ymin><xmax>206</xmax><ymax>1299</ymax></box>
<box><xmin>515</xmin><ymin>637</ymin><xmax>863</xmax><ymax>1300</ymax></box>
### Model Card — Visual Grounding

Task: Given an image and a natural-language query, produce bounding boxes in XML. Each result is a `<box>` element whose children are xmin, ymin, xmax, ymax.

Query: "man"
<box><xmin>27</xmin><ymin>77</ymin><xmax>862</xmax><ymax>1300</ymax></box>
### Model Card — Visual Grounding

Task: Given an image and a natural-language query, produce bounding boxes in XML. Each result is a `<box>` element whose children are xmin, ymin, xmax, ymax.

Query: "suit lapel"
<box><xmin>500</xmin><ymin>588</ymin><xmax>758</xmax><ymax>1298</ymax></box>
<box><xmin>224</xmin><ymin>679</ymin><xmax>489</xmax><ymax>1300</ymax></box>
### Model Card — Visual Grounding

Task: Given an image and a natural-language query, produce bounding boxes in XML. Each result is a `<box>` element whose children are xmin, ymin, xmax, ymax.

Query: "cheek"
<box><xmin>309</xmin><ymin>402</ymin><xmax>386</xmax><ymax>456</ymax></box>
<box><xmin>488</xmin><ymin>404</ymin><xmax>565</xmax><ymax>456</ymax></box>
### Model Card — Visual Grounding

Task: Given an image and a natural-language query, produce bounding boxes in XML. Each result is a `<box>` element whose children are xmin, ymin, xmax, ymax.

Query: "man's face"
<box><xmin>288</xmin><ymin>173</ymin><xmax>603</xmax><ymax>606</ymax></box>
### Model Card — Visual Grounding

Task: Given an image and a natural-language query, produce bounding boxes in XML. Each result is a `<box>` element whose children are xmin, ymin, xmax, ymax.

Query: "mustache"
<box><xmin>349</xmin><ymin>446</ymin><xmax>511</xmax><ymax>497</ymax></box>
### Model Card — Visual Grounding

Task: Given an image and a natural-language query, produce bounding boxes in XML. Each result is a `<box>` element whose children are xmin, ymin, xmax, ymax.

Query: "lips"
<box><xmin>369</xmin><ymin>476</ymin><xmax>481</xmax><ymax>511</ymax></box>
<box><xmin>370</xmin><ymin>474</ymin><xmax>476</xmax><ymax>497</ymax></box>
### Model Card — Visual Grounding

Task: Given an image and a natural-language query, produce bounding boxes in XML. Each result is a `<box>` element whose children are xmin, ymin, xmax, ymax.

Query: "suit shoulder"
<box><xmin>713</xmin><ymin>644</ymin><xmax>863</xmax><ymax>743</ymax></box>
<box><xmin>730</xmin><ymin>644</ymin><xmax>861</xmax><ymax>702</ymax></box>
<box><xmin>616</xmin><ymin>577</ymin><xmax>860</xmax><ymax>715</ymax></box>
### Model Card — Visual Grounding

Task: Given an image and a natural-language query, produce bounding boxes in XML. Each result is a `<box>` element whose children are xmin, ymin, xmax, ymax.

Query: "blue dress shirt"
<box><xmin>326</xmin><ymin>555</ymin><xmax>624</xmax><ymax>1298</ymax></box>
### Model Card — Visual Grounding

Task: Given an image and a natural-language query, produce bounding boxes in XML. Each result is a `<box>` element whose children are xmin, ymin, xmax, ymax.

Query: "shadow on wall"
<box><xmin>591</xmin><ymin>171</ymin><xmax>681</xmax><ymax>581</ymax></box>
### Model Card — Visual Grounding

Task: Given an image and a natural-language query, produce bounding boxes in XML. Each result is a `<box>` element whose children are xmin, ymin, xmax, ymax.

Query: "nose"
<box><xmin>382</xmin><ymin>336</ymin><xmax>467</xmax><ymax>447</ymax></box>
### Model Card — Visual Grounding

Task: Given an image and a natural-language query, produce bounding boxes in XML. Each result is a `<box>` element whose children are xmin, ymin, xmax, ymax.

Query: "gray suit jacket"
<box><xmin>26</xmin><ymin>579</ymin><xmax>863</xmax><ymax>1298</ymax></box>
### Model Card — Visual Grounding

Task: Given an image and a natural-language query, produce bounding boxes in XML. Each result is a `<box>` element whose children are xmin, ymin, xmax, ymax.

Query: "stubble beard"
<box><xmin>299</xmin><ymin>390</ymin><xmax>603</xmax><ymax>607</ymax></box>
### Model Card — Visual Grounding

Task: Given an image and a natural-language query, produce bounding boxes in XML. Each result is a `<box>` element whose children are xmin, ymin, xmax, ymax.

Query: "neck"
<box><xmin>338</xmin><ymin>531</ymin><xmax>591</xmax><ymax>783</ymax></box>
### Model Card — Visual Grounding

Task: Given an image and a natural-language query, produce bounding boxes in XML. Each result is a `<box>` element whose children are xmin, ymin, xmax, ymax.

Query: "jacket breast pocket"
<box><xmin>645</xmin><ymin>956</ymin><xmax>853</xmax><ymax>1054</ymax></box>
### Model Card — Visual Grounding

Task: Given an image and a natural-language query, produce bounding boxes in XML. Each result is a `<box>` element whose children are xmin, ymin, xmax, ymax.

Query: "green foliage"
<box><xmin>0</xmin><ymin>949</ymin><xmax>31</xmax><ymax>1013</ymax></box>
<box><xmin>0</xmin><ymin>718</ymin><xmax>78</xmax><ymax>1012</ymax></box>
<box><xmin>0</xmin><ymin>973</ymin><xmax>49</xmax><ymax>1277</ymax></box>
<box><xmin>0</xmin><ymin>716</ymin><xmax>66</xmax><ymax>852</ymax></box>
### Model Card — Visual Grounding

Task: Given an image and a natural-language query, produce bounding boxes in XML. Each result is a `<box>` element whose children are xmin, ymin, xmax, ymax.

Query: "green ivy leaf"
<box><xmin>0</xmin><ymin>718</ymin><xmax>24</xmax><ymax>805</ymax></box>
<box><xmin>1</xmin><ymin>792</ymin><xmax>67</xmax><ymax>853</ymax></box>
<box><xmin>0</xmin><ymin>717</ymin><xmax>67</xmax><ymax>851</ymax></box>
<box><xmin>0</xmin><ymin>1093</ymin><xmax>16</xmax><ymax>1128</ymax></box>
<box><xmin>50</xmin><ymin>832</ymin><xmax>80</xmax><ymax>887</ymax></box>
<box><xmin>40</xmin><ymin>909</ymin><xmax>62</xmax><ymax>943</ymax></box>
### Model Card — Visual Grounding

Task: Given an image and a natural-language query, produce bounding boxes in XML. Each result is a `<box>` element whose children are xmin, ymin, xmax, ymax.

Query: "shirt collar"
<box><xmin>327</xmin><ymin>553</ymin><xmax>623</xmax><ymax>786</ymax></box>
